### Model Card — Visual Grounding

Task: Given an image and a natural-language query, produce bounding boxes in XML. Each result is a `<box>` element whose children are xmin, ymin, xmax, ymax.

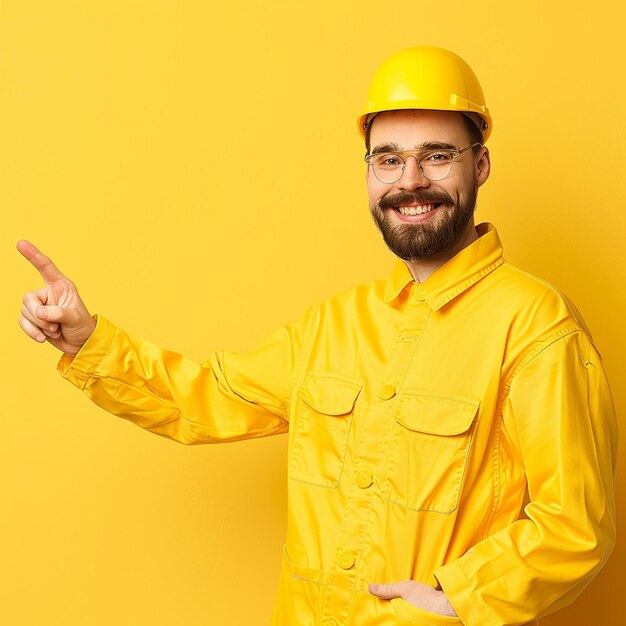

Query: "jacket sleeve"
<box><xmin>57</xmin><ymin>312</ymin><xmax>311</xmax><ymax>444</ymax></box>
<box><xmin>434</xmin><ymin>330</ymin><xmax>618</xmax><ymax>625</ymax></box>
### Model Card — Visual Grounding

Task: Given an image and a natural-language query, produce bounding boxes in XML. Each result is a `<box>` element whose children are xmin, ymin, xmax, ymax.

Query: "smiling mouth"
<box><xmin>396</xmin><ymin>203</ymin><xmax>442</xmax><ymax>216</ymax></box>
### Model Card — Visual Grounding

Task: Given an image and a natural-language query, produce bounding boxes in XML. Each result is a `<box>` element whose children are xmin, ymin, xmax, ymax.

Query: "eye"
<box><xmin>423</xmin><ymin>151</ymin><xmax>454</xmax><ymax>164</ymax></box>
<box><xmin>375</xmin><ymin>153</ymin><xmax>403</xmax><ymax>169</ymax></box>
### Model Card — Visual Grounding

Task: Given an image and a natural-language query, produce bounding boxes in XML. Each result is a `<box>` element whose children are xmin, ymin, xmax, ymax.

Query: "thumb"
<box><xmin>37</xmin><ymin>305</ymin><xmax>81</xmax><ymax>325</ymax></box>
<box><xmin>369</xmin><ymin>582</ymin><xmax>403</xmax><ymax>599</ymax></box>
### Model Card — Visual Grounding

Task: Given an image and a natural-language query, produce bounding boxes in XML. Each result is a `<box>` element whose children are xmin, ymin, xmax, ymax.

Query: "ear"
<box><xmin>475</xmin><ymin>146</ymin><xmax>491</xmax><ymax>187</ymax></box>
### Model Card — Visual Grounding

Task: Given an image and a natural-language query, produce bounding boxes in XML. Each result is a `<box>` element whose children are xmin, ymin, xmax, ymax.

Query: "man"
<box><xmin>18</xmin><ymin>47</ymin><xmax>617</xmax><ymax>625</ymax></box>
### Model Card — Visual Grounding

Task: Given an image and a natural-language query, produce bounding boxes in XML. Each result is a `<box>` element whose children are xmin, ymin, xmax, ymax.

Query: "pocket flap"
<box><xmin>396</xmin><ymin>393</ymin><xmax>479</xmax><ymax>435</ymax></box>
<box><xmin>297</xmin><ymin>372</ymin><xmax>362</xmax><ymax>416</ymax></box>
<box><xmin>282</xmin><ymin>545</ymin><xmax>323</xmax><ymax>582</ymax></box>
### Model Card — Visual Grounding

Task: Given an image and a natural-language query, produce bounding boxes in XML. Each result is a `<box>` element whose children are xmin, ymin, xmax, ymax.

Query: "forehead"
<box><xmin>368</xmin><ymin>110</ymin><xmax>469</xmax><ymax>149</ymax></box>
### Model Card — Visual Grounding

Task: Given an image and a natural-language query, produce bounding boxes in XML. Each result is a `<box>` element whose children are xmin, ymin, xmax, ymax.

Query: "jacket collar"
<box><xmin>383</xmin><ymin>223</ymin><xmax>505</xmax><ymax>310</ymax></box>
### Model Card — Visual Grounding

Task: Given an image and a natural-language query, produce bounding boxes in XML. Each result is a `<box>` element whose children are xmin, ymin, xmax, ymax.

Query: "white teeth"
<box><xmin>398</xmin><ymin>204</ymin><xmax>434</xmax><ymax>216</ymax></box>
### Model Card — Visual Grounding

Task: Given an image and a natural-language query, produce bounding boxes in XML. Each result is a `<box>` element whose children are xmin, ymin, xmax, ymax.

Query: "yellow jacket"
<box><xmin>59</xmin><ymin>223</ymin><xmax>617</xmax><ymax>626</ymax></box>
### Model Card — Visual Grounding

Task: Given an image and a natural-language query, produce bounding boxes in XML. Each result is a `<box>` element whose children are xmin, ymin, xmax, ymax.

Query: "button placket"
<box><xmin>322</xmin><ymin>302</ymin><xmax>432</xmax><ymax>622</ymax></box>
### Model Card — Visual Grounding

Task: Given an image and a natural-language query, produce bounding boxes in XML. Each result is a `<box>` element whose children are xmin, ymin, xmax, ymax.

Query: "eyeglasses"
<box><xmin>364</xmin><ymin>143</ymin><xmax>482</xmax><ymax>184</ymax></box>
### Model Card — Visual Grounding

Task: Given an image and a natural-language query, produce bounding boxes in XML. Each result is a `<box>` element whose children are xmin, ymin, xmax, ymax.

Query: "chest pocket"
<box><xmin>289</xmin><ymin>371</ymin><xmax>362</xmax><ymax>488</ymax></box>
<box><xmin>384</xmin><ymin>392</ymin><xmax>478</xmax><ymax>514</ymax></box>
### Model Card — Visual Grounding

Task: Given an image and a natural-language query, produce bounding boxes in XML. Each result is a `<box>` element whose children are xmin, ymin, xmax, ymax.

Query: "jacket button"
<box><xmin>378</xmin><ymin>384</ymin><xmax>396</xmax><ymax>400</ymax></box>
<box><xmin>355</xmin><ymin>470</ymin><xmax>373</xmax><ymax>489</ymax></box>
<box><xmin>338</xmin><ymin>551</ymin><xmax>355</xmax><ymax>570</ymax></box>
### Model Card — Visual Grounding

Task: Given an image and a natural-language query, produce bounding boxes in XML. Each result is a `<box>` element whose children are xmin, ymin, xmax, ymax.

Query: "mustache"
<box><xmin>378</xmin><ymin>191</ymin><xmax>454</xmax><ymax>210</ymax></box>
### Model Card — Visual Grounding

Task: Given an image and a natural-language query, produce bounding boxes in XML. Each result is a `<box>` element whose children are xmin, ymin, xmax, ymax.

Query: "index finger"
<box><xmin>16</xmin><ymin>240</ymin><xmax>66</xmax><ymax>282</ymax></box>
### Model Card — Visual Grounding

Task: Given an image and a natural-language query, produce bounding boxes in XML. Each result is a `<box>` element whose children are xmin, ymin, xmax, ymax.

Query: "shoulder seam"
<box><xmin>504</xmin><ymin>326</ymin><xmax>583</xmax><ymax>398</ymax></box>
<box><xmin>285</xmin><ymin>304</ymin><xmax>317</xmax><ymax>420</ymax></box>
<box><xmin>502</xmin><ymin>261</ymin><xmax>584</xmax><ymax>326</ymax></box>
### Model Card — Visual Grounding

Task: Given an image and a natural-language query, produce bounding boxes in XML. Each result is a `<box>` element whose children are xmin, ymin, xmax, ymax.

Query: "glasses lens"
<box><xmin>371</xmin><ymin>153</ymin><xmax>404</xmax><ymax>184</ymax></box>
<box><xmin>420</xmin><ymin>151</ymin><xmax>455</xmax><ymax>181</ymax></box>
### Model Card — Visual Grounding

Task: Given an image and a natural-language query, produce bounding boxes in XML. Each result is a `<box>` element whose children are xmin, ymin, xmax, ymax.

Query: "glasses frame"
<box><xmin>365</xmin><ymin>142</ymin><xmax>482</xmax><ymax>184</ymax></box>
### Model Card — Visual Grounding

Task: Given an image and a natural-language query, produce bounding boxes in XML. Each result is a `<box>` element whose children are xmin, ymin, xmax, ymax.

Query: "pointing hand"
<box><xmin>17</xmin><ymin>240</ymin><xmax>97</xmax><ymax>355</ymax></box>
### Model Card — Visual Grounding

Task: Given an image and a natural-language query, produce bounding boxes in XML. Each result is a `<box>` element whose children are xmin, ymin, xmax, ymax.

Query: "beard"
<box><xmin>369</xmin><ymin>182</ymin><xmax>478</xmax><ymax>261</ymax></box>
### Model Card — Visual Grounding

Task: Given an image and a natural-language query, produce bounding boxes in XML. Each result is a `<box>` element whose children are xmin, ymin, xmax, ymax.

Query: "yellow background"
<box><xmin>1</xmin><ymin>1</ymin><xmax>624</xmax><ymax>624</ymax></box>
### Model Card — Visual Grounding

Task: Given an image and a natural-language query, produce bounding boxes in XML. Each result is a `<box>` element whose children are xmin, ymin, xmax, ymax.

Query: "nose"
<box><xmin>398</xmin><ymin>155</ymin><xmax>430</xmax><ymax>190</ymax></box>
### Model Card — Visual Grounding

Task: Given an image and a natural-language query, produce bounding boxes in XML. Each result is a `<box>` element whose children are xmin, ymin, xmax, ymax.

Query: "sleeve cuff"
<box><xmin>57</xmin><ymin>314</ymin><xmax>118</xmax><ymax>390</ymax></box>
<box><xmin>434</xmin><ymin>559</ymin><xmax>498</xmax><ymax>626</ymax></box>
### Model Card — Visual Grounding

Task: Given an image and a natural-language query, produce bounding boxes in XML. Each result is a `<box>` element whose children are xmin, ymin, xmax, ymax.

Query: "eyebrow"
<box><xmin>369</xmin><ymin>141</ymin><xmax>458</xmax><ymax>154</ymax></box>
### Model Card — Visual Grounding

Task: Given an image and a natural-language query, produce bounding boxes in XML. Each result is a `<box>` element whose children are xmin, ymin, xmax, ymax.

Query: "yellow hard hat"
<box><xmin>358</xmin><ymin>46</ymin><xmax>492</xmax><ymax>142</ymax></box>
